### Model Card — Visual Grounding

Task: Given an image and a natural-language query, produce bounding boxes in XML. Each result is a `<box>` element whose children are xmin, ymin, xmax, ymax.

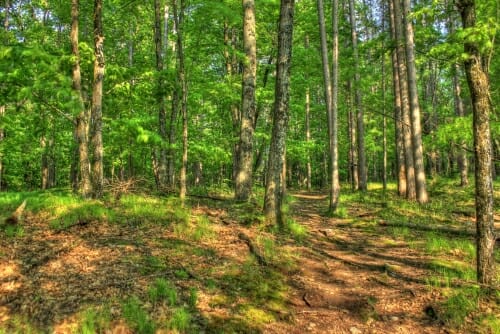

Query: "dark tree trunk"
<box><xmin>264</xmin><ymin>0</ymin><xmax>295</xmax><ymax>226</ymax></box>
<box><xmin>457</xmin><ymin>0</ymin><xmax>495</xmax><ymax>286</ymax></box>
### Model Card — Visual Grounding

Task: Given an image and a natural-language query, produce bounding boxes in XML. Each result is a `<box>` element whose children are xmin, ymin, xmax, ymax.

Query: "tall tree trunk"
<box><xmin>347</xmin><ymin>80</ymin><xmax>358</xmax><ymax>190</ymax></box>
<box><xmin>90</xmin><ymin>0</ymin><xmax>105</xmax><ymax>198</ymax></box>
<box><xmin>264</xmin><ymin>0</ymin><xmax>295</xmax><ymax>226</ymax></box>
<box><xmin>381</xmin><ymin>0</ymin><xmax>387</xmax><ymax>192</ymax></box>
<box><xmin>71</xmin><ymin>0</ymin><xmax>92</xmax><ymax>197</ymax></box>
<box><xmin>457</xmin><ymin>0</ymin><xmax>495</xmax><ymax>286</ymax></box>
<box><xmin>330</xmin><ymin>0</ymin><xmax>340</xmax><ymax>210</ymax></box>
<box><xmin>154</xmin><ymin>0</ymin><xmax>168</xmax><ymax>188</ymax></box>
<box><xmin>401</xmin><ymin>0</ymin><xmax>428</xmax><ymax>203</ymax></box>
<box><xmin>316</xmin><ymin>0</ymin><xmax>338</xmax><ymax>211</ymax></box>
<box><xmin>235</xmin><ymin>0</ymin><xmax>257</xmax><ymax>201</ymax></box>
<box><xmin>392</xmin><ymin>0</ymin><xmax>415</xmax><ymax>200</ymax></box>
<box><xmin>0</xmin><ymin>1</ymin><xmax>9</xmax><ymax>191</ymax></box>
<box><xmin>305</xmin><ymin>86</ymin><xmax>312</xmax><ymax>191</ymax></box>
<box><xmin>174</xmin><ymin>0</ymin><xmax>188</xmax><ymax>201</ymax></box>
<box><xmin>348</xmin><ymin>0</ymin><xmax>367</xmax><ymax>191</ymax></box>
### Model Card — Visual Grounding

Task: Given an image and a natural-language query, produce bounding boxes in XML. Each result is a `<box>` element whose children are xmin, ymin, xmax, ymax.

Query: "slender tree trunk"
<box><xmin>0</xmin><ymin>1</ymin><xmax>9</xmax><ymax>191</ymax></box>
<box><xmin>235</xmin><ymin>0</ymin><xmax>257</xmax><ymax>201</ymax></box>
<box><xmin>264</xmin><ymin>0</ymin><xmax>295</xmax><ymax>226</ymax></box>
<box><xmin>381</xmin><ymin>0</ymin><xmax>387</xmax><ymax>191</ymax></box>
<box><xmin>392</xmin><ymin>0</ymin><xmax>415</xmax><ymax>200</ymax></box>
<box><xmin>401</xmin><ymin>0</ymin><xmax>428</xmax><ymax>203</ymax></box>
<box><xmin>174</xmin><ymin>0</ymin><xmax>188</xmax><ymax>201</ymax></box>
<box><xmin>305</xmin><ymin>86</ymin><xmax>312</xmax><ymax>191</ymax></box>
<box><xmin>317</xmin><ymin>0</ymin><xmax>338</xmax><ymax>211</ymax></box>
<box><xmin>389</xmin><ymin>0</ymin><xmax>406</xmax><ymax>197</ymax></box>
<box><xmin>348</xmin><ymin>0</ymin><xmax>367</xmax><ymax>191</ymax></box>
<box><xmin>457</xmin><ymin>0</ymin><xmax>495</xmax><ymax>286</ymax></box>
<box><xmin>71</xmin><ymin>0</ymin><xmax>92</xmax><ymax>197</ymax></box>
<box><xmin>347</xmin><ymin>80</ymin><xmax>358</xmax><ymax>190</ymax></box>
<box><xmin>330</xmin><ymin>0</ymin><xmax>340</xmax><ymax>210</ymax></box>
<box><xmin>90</xmin><ymin>0</ymin><xmax>105</xmax><ymax>198</ymax></box>
<box><xmin>154</xmin><ymin>0</ymin><xmax>168</xmax><ymax>187</ymax></box>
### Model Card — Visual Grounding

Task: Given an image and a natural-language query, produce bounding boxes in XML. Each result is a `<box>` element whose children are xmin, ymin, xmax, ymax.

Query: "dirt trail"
<box><xmin>266</xmin><ymin>192</ymin><xmax>446</xmax><ymax>334</ymax></box>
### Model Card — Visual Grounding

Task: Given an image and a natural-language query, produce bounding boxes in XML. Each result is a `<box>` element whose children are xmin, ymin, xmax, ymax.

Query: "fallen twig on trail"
<box><xmin>238</xmin><ymin>232</ymin><xmax>269</xmax><ymax>266</ymax></box>
<box><xmin>4</xmin><ymin>200</ymin><xmax>27</xmax><ymax>225</ymax></box>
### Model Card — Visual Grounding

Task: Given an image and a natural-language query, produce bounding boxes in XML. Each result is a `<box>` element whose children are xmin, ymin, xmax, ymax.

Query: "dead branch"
<box><xmin>4</xmin><ymin>200</ymin><xmax>27</xmax><ymax>225</ymax></box>
<box><xmin>238</xmin><ymin>232</ymin><xmax>269</xmax><ymax>266</ymax></box>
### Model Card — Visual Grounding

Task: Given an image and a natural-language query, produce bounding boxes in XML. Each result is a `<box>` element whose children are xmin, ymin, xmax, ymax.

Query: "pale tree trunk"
<box><xmin>235</xmin><ymin>0</ymin><xmax>257</xmax><ymax>201</ymax></box>
<box><xmin>304</xmin><ymin>36</ymin><xmax>312</xmax><ymax>191</ymax></box>
<box><xmin>348</xmin><ymin>0</ymin><xmax>367</xmax><ymax>191</ymax></box>
<box><xmin>401</xmin><ymin>0</ymin><xmax>428</xmax><ymax>203</ymax></box>
<box><xmin>264</xmin><ymin>0</ymin><xmax>295</xmax><ymax>226</ymax></box>
<box><xmin>330</xmin><ymin>0</ymin><xmax>340</xmax><ymax>210</ymax></box>
<box><xmin>452</xmin><ymin>64</ymin><xmax>469</xmax><ymax>186</ymax></box>
<box><xmin>154</xmin><ymin>0</ymin><xmax>168</xmax><ymax>187</ymax></box>
<box><xmin>381</xmin><ymin>0</ymin><xmax>387</xmax><ymax>191</ymax></box>
<box><xmin>305</xmin><ymin>86</ymin><xmax>312</xmax><ymax>191</ymax></box>
<box><xmin>71</xmin><ymin>0</ymin><xmax>92</xmax><ymax>197</ymax></box>
<box><xmin>174</xmin><ymin>0</ymin><xmax>188</xmax><ymax>201</ymax></box>
<box><xmin>347</xmin><ymin>80</ymin><xmax>358</xmax><ymax>190</ymax></box>
<box><xmin>316</xmin><ymin>0</ymin><xmax>338</xmax><ymax>211</ymax></box>
<box><xmin>91</xmin><ymin>0</ymin><xmax>105</xmax><ymax>198</ymax></box>
<box><xmin>392</xmin><ymin>0</ymin><xmax>415</xmax><ymax>200</ymax></box>
<box><xmin>0</xmin><ymin>1</ymin><xmax>8</xmax><ymax>191</ymax></box>
<box><xmin>457</xmin><ymin>0</ymin><xmax>495</xmax><ymax>286</ymax></box>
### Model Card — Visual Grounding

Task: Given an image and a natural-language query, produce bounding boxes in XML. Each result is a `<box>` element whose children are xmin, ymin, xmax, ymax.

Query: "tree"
<box><xmin>401</xmin><ymin>0</ymin><xmax>428</xmax><ymax>203</ymax></box>
<box><xmin>90</xmin><ymin>0</ymin><xmax>105</xmax><ymax>198</ymax></box>
<box><xmin>330</xmin><ymin>0</ymin><xmax>340</xmax><ymax>209</ymax></box>
<box><xmin>348</xmin><ymin>0</ymin><xmax>367</xmax><ymax>191</ymax></box>
<box><xmin>264</xmin><ymin>0</ymin><xmax>295</xmax><ymax>226</ymax></box>
<box><xmin>174</xmin><ymin>0</ymin><xmax>188</xmax><ymax>201</ymax></box>
<box><xmin>235</xmin><ymin>0</ymin><xmax>257</xmax><ymax>201</ymax></box>
<box><xmin>71</xmin><ymin>0</ymin><xmax>92</xmax><ymax>198</ymax></box>
<box><xmin>392</xmin><ymin>0</ymin><xmax>416</xmax><ymax>201</ymax></box>
<box><xmin>456</xmin><ymin>0</ymin><xmax>495</xmax><ymax>286</ymax></box>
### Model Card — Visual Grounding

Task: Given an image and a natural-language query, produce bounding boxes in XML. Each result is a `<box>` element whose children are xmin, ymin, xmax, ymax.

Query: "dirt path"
<box><xmin>266</xmin><ymin>192</ymin><xmax>446</xmax><ymax>334</ymax></box>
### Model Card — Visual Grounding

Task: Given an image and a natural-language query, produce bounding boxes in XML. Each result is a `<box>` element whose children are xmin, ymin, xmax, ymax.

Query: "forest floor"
<box><xmin>0</xmin><ymin>180</ymin><xmax>499</xmax><ymax>333</ymax></box>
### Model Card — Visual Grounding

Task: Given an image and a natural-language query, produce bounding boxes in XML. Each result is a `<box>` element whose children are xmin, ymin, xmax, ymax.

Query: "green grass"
<box><xmin>148</xmin><ymin>278</ymin><xmax>177</xmax><ymax>306</ymax></box>
<box><xmin>168</xmin><ymin>307</ymin><xmax>192</xmax><ymax>333</ymax></box>
<box><xmin>78</xmin><ymin>306</ymin><xmax>111</xmax><ymax>334</ymax></box>
<box><xmin>122</xmin><ymin>296</ymin><xmax>156</xmax><ymax>334</ymax></box>
<box><xmin>439</xmin><ymin>287</ymin><xmax>480</xmax><ymax>328</ymax></box>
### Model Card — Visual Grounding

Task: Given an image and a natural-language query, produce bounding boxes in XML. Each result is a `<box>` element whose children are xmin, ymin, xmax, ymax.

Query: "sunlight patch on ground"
<box><xmin>0</xmin><ymin>263</ymin><xmax>19</xmax><ymax>279</ymax></box>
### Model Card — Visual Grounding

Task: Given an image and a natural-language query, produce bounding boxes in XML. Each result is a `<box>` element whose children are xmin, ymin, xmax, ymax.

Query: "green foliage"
<box><xmin>439</xmin><ymin>288</ymin><xmax>480</xmax><ymax>328</ymax></box>
<box><xmin>148</xmin><ymin>278</ymin><xmax>177</xmax><ymax>306</ymax></box>
<box><xmin>167</xmin><ymin>307</ymin><xmax>192</xmax><ymax>333</ymax></box>
<box><xmin>78</xmin><ymin>306</ymin><xmax>111</xmax><ymax>334</ymax></box>
<box><xmin>122</xmin><ymin>296</ymin><xmax>156</xmax><ymax>334</ymax></box>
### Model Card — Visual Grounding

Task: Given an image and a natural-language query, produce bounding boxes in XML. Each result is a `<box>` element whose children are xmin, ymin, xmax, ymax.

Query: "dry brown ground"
<box><xmin>0</xmin><ymin>192</ymin><xmax>494</xmax><ymax>333</ymax></box>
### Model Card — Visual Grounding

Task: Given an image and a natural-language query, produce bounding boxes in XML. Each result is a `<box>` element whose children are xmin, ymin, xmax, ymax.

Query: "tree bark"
<box><xmin>348</xmin><ymin>0</ymin><xmax>367</xmax><ymax>191</ymax></box>
<box><xmin>71</xmin><ymin>0</ymin><xmax>92</xmax><ymax>197</ymax></box>
<box><xmin>389</xmin><ymin>0</ymin><xmax>406</xmax><ymax>197</ymax></box>
<box><xmin>392</xmin><ymin>0</ymin><xmax>415</xmax><ymax>201</ymax></box>
<box><xmin>317</xmin><ymin>0</ymin><xmax>339</xmax><ymax>212</ymax></box>
<box><xmin>235</xmin><ymin>0</ymin><xmax>257</xmax><ymax>201</ymax></box>
<box><xmin>154</xmin><ymin>0</ymin><xmax>168</xmax><ymax>188</ymax></box>
<box><xmin>401</xmin><ymin>0</ymin><xmax>428</xmax><ymax>203</ymax></box>
<box><xmin>264</xmin><ymin>0</ymin><xmax>295</xmax><ymax>226</ymax></box>
<box><xmin>330</xmin><ymin>0</ymin><xmax>340</xmax><ymax>210</ymax></box>
<box><xmin>174</xmin><ymin>0</ymin><xmax>188</xmax><ymax>202</ymax></box>
<box><xmin>90</xmin><ymin>0</ymin><xmax>105</xmax><ymax>199</ymax></box>
<box><xmin>456</xmin><ymin>0</ymin><xmax>495</xmax><ymax>286</ymax></box>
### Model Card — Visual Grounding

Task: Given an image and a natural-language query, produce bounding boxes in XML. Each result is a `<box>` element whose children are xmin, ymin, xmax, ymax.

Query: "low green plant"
<box><xmin>168</xmin><ymin>307</ymin><xmax>191</xmax><ymax>333</ymax></box>
<box><xmin>188</xmin><ymin>287</ymin><xmax>198</xmax><ymax>308</ymax></box>
<box><xmin>283</xmin><ymin>218</ymin><xmax>308</xmax><ymax>241</ymax></box>
<box><xmin>79</xmin><ymin>306</ymin><xmax>111</xmax><ymax>334</ymax></box>
<box><xmin>192</xmin><ymin>215</ymin><xmax>214</xmax><ymax>241</ymax></box>
<box><xmin>122</xmin><ymin>296</ymin><xmax>155</xmax><ymax>334</ymax></box>
<box><xmin>440</xmin><ymin>288</ymin><xmax>479</xmax><ymax>328</ymax></box>
<box><xmin>148</xmin><ymin>278</ymin><xmax>177</xmax><ymax>306</ymax></box>
<box><xmin>3</xmin><ymin>225</ymin><xmax>24</xmax><ymax>238</ymax></box>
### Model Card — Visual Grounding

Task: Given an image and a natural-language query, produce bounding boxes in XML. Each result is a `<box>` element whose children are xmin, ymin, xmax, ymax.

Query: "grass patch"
<box><xmin>148</xmin><ymin>278</ymin><xmax>177</xmax><ymax>306</ymax></box>
<box><xmin>167</xmin><ymin>307</ymin><xmax>192</xmax><ymax>333</ymax></box>
<box><xmin>122</xmin><ymin>296</ymin><xmax>156</xmax><ymax>334</ymax></box>
<box><xmin>78</xmin><ymin>306</ymin><xmax>111</xmax><ymax>334</ymax></box>
<box><xmin>439</xmin><ymin>287</ymin><xmax>480</xmax><ymax>328</ymax></box>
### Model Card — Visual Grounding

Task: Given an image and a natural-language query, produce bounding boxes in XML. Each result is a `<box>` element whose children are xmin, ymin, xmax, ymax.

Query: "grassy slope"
<box><xmin>0</xmin><ymin>178</ymin><xmax>498</xmax><ymax>333</ymax></box>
